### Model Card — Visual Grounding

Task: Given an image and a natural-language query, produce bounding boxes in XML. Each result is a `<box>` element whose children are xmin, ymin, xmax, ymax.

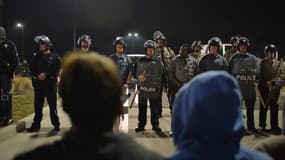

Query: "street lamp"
<box><xmin>16</xmin><ymin>22</ymin><xmax>24</xmax><ymax>62</ymax></box>
<box><xmin>127</xmin><ymin>32</ymin><xmax>139</xmax><ymax>53</ymax></box>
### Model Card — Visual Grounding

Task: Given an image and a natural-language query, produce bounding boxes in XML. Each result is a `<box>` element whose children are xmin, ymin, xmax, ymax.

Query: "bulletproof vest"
<box><xmin>110</xmin><ymin>53</ymin><xmax>130</xmax><ymax>83</ymax></box>
<box><xmin>136</xmin><ymin>60</ymin><xmax>162</xmax><ymax>97</ymax></box>
<box><xmin>200</xmin><ymin>54</ymin><xmax>228</xmax><ymax>72</ymax></box>
<box><xmin>118</xmin><ymin>56</ymin><xmax>128</xmax><ymax>76</ymax></box>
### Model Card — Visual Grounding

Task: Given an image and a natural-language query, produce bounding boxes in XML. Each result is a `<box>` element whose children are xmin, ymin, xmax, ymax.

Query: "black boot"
<box><xmin>135</xmin><ymin>127</ymin><xmax>145</xmax><ymax>132</ymax></box>
<box><xmin>27</xmin><ymin>123</ymin><xmax>40</xmax><ymax>132</ymax></box>
<box><xmin>152</xmin><ymin>126</ymin><xmax>162</xmax><ymax>132</ymax></box>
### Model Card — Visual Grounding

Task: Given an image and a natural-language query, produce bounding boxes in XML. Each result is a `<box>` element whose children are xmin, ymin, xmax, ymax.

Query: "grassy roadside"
<box><xmin>12</xmin><ymin>89</ymin><xmax>34</xmax><ymax>122</ymax></box>
<box><xmin>0</xmin><ymin>77</ymin><xmax>34</xmax><ymax>128</ymax></box>
<box><xmin>11</xmin><ymin>76</ymin><xmax>35</xmax><ymax>122</ymax></box>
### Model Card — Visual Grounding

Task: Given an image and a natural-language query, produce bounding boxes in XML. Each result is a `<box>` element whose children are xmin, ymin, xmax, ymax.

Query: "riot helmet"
<box><xmin>237</xmin><ymin>37</ymin><xmax>250</xmax><ymax>48</ymax></box>
<box><xmin>230</xmin><ymin>35</ymin><xmax>240</xmax><ymax>44</ymax></box>
<box><xmin>34</xmin><ymin>35</ymin><xmax>53</xmax><ymax>48</ymax></box>
<box><xmin>77</xmin><ymin>34</ymin><xmax>92</xmax><ymax>47</ymax></box>
<box><xmin>113</xmin><ymin>36</ymin><xmax>127</xmax><ymax>49</ymax></box>
<box><xmin>208</xmin><ymin>37</ymin><xmax>222</xmax><ymax>48</ymax></box>
<box><xmin>154</xmin><ymin>34</ymin><xmax>167</xmax><ymax>42</ymax></box>
<box><xmin>264</xmin><ymin>44</ymin><xmax>278</xmax><ymax>55</ymax></box>
<box><xmin>0</xmin><ymin>26</ymin><xmax>6</xmax><ymax>40</ymax></box>
<box><xmin>144</xmin><ymin>40</ymin><xmax>156</xmax><ymax>49</ymax></box>
<box><xmin>191</xmin><ymin>40</ymin><xmax>203</xmax><ymax>50</ymax></box>
<box><xmin>180</xmin><ymin>43</ymin><xmax>191</xmax><ymax>57</ymax></box>
<box><xmin>180</xmin><ymin>43</ymin><xmax>191</xmax><ymax>52</ymax></box>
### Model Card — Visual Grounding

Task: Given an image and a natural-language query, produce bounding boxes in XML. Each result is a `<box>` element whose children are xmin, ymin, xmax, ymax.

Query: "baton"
<box><xmin>129</xmin><ymin>89</ymin><xmax>139</xmax><ymax>109</ymax></box>
<box><xmin>255</xmin><ymin>83</ymin><xmax>267</xmax><ymax>109</ymax></box>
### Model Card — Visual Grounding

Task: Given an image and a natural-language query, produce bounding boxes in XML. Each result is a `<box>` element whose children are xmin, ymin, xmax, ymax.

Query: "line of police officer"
<box><xmin>188</xmin><ymin>36</ymin><xmax>283</xmax><ymax>134</ymax></box>
<box><xmin>1</xmin><ymin>26</ymin><xmax>283</xmax><ymax>134</ymax></box>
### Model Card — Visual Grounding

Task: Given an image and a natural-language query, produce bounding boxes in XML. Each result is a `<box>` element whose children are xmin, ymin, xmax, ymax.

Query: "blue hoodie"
<box><xmin>169</xmin><ymin>71</ymin><xmax>272</xmax><ymax>160</ymax></box>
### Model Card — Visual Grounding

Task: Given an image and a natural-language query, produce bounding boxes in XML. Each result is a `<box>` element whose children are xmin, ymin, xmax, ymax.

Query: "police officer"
<box><xmin>190</xmin><ymin>40</ymin><xmax>204</xmax><ymax>61</ymax></box>
<box><xmin>153</xmin><ymin>32</ymin><xmax>175</xmax><ymax>117</ymax></box>
<box><xmin>168</xmin><ymin>43</ymin><xmax>198</xmax><ymax>112</ymax></box>
<box><xmin>224</xmin><ymin>35</ymin><xmax>240</xmax><ymax>61</ymax></box>
<box><xmin>134</xmin><ymin>40</ymin><xmax>165</xmax><ymax>132</ymax></box>
<box><xmin>229</xmin><ymin>37</ymin><xmax>257</xmax><ymax>132</ymax></box>
<box><xmin>0</xmin><ymin>26</ymin><xmax>19</xmax><ymax>125</ymax></box>
<box><xmin>168</xmin><ymin>43</ymin><xmax>198</xmax><ymax>136</ymax></box>
<box><xmin>27</xmin><ymin>35</ymin><xmax>60</xmax><ymax>132</ymax></box>
<box><xmin>77</xmin><ymin>34</ymin><xmax>92</xmax><ymax>53</ymax></box>
<box><xmin>109</xmin><ymin>37</ymin><xmax>133</xmax><ymax>131</ymax></box>
<box><xmin>258</xmin><ymin>44</ymin><xmax>283</xmax><ymax>134</ymax></box>
<box><xmin>199</xmin><ymin>37</ymin><xmax>228</xmax><ymax>73</ymax></box>
<box><xmin>110</xmin><ymin>37</ymin><xmax>132</xmax><ymax>87</ymax></box>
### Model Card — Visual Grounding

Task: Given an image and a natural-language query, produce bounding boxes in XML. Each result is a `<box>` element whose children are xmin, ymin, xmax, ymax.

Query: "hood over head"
<box><xmin>172</xmin><ymin>71</ymin><xmax>244</xmax><ymax>149</ymax></box>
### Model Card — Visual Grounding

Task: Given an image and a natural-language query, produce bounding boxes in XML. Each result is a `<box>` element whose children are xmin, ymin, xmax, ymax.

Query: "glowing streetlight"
<box><xmin>17</xmin><ymin>23</ymin><xmax>23</xmax><ymax>28</ymax></box>
<box><xmin>16</xmin><ymin>22</ymin><xmax>24</xmax><ymax>62</ymax></box>
<box><xmin>126</xmin><ymin>32</ymin><xmax>140</xmax><ymax>53</ymax></box>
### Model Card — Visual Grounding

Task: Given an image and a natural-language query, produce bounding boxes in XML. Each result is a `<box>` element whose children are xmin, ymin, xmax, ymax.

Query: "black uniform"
<box><xmin>134</xmin><ymin>57</ymin><xmax>166</xmax><ymax>131</ymax></box>
<box><xmin>199</xmin><ymin>54</ymin><xmax>229</xmax><ymax>73</ymax></box>
<box><xmin>0</xmin><ymin>39</ymin><xmax>19</xmax><ymax>125</ymax></box>
<box><xmin>30</xmin><ymin>52</ymin><xmax>60</xmax><ymax>129</ymax></box>
<box><xmin>229</xmin><ymin>53</ymin><xmax>257</xmax><ymax>130</ymax></box>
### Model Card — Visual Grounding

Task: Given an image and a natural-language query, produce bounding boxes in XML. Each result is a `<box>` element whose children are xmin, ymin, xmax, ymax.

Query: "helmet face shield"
<box><xmin>113</xmin><ymin>37</ymin><xmax>127</xmax><ymax>49</ymax></box>
<box><xmin>144</xmin><ymin>40</ymin><xmax>156</xmax><ymax>49</ymax></box>
<box><xmin>264</xmin><ymin>44</ymin><xmax>277</xmax><ymax>53</ymax></box>
<box><xmin>208</xmin><ymin>37</ymin><xmax>222</xmax><ymax>48</ymax></box>
<box><xmin>77</xmin><ymin>34</ymin><xmax>92</xmax><ymax>46</ymax></box>
<box><xmin>264</xmin><ymin>44</ymin><xmax>278</xmax><ymax>57</ymax></box>
<box><xmin>153</xmin><ymin>30</ymin><xmax>164</xmax><ymax>41</ymax></box>
<box><xmin>230</xmin><ymin>36</ymin><xmax>240</xmax><ymax>44</ymax></box>
<box><xmin>34</xmin><ymin>35</ymin><xmax>53</xmax><ymax>47</ymax></box>
<box><xmin>191</xmin><ymin>40</ymin><xmax>203</xmax><ymax>50</ymax></box>
<box><xmin>237</xmin><ymin>37</ymin><xmax>250</xmax><ymax>47</ymax></box>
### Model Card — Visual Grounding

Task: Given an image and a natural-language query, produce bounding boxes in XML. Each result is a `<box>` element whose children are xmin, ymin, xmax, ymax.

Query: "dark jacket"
<box><xmin>0</xmin><ymin>39</ymin><xmax>19</xmax><ymax>77</ymax></box>
<box><xmin>30</xmin><ymin>52</ymin><xmax>60</xmax><ymax>87</ymax></box>
<box><xmin>199</xmin><ymin>54</ymin><xmax>228</xmax><ymax>73</ymax></box>
<box><xmin>169</xmin><ymin>71</ymin><xmax>272</xmax><ymax>160</ymax></box>
<box><xmin>13</xmin><ymin>131</ymin><xmax>164</xmax><ymax>160</ymax></box>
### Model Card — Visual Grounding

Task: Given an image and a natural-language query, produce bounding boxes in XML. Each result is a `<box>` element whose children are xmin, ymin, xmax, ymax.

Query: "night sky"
<box><xmin>2</xmin><ymin>0</ymin><xmax>285</xmax><ymax>60</ymax></box>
